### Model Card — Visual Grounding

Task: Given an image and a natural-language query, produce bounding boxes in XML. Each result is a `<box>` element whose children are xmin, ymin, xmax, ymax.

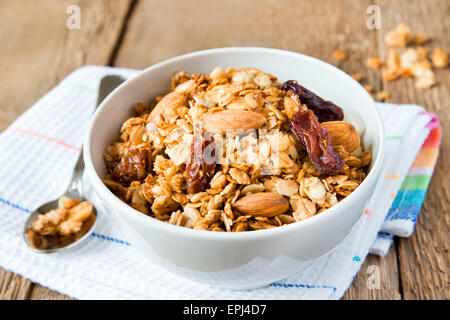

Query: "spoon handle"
<box><xmin>65</xmin><ymin>149</ymin><xmax>85</xmax><ymax>198</ymax></box>
<box><xmin>64</xmin><ymin>75</ymin><xmax>126</xmax><ymax>199</ymax></box>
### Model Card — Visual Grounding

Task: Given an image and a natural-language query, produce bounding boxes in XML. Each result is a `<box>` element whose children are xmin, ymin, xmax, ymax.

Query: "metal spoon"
<box><xmin>23</xmin><ymin>75</ymin><xmax>126</xmax><ymax>253</ymax></box>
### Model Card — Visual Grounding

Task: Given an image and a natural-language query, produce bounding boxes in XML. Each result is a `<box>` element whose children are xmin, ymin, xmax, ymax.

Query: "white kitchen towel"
<box><xmin>0</xmin><ymin>66</ymin><xmax>439</xmax><ymax>299</ymax></box>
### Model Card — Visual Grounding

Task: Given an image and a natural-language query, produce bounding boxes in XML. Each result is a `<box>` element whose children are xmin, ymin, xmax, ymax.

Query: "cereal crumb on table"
<box><xmin>333</xmin><ymin>49</ymin><xmax>348</xmax><ymax>61</ymax></box>
<box><xmin>431</xmin><ymin>47</ymin><xmax>448</xmax><ymax>68</ymax></box>
<box><xmin>365</xmin><ymin>57</ymin><xmax>383</xmax><ymax>69</ymax></box>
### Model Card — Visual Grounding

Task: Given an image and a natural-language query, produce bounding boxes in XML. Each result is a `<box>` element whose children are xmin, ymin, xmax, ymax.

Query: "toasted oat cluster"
<box><xmin>368</xmin><ymin>23</ymin><xmax>447</xmax><ymax>90</ymax></box>
<box><xmin>31</xmin><ymin>197</ymin><xmax>94</xmax><ymax>236</ymax></box>
<box><xmin>338</xmin><ymin>23</ymin><xmax>447</xmax><ymax>96</ymax></box>
<box><xmin>103</xmin><ymin>67</ymin><xmax>372</xmax><ymax>232</ymax></box>
<box><xmin>27</xmin><ymin>197</ymin><xmax>95</xmax><ymax>250</ymax></box>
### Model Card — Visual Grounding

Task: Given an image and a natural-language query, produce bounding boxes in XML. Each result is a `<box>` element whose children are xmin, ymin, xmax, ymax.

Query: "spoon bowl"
<box><xmin>23</xmin><ymin>74</ymin><xmax>125</xmax><ymax>253</ymax></box>
<box><xmin>23</xmin><ymin>198</ymin><xmax>98</xmax><ymax>253</ymax></box>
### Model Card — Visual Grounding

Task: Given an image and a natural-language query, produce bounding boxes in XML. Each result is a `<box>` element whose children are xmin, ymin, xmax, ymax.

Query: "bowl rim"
<box><xmin>84</xmin><ymin>47</ymin><xmax>385</xmax><ymax>241</ymax></box>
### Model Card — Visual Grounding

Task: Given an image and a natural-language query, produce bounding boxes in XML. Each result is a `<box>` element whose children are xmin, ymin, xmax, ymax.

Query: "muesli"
<box><xmin>103</xmin><ymin>67</ymin><xmax>372</xmax><ymax>232</ymax></box>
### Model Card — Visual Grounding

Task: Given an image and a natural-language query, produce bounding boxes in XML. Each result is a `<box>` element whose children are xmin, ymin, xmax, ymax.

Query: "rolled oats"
<box><xmin>103</xmin><ymin>67</ymin><xmax>371</xmax><ymax>232</ymax></box>
<box><xmin>27</xmin><ymin>197</ymin><xmax>95</xmax><ymax>250</ymax></box>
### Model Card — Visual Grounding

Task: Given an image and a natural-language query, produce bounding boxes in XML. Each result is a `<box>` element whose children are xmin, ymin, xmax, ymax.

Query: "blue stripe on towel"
<box><xmin>271</xmin><ymin>282</ymin><xmax>336</xmax><ymax>291</ymax></box>
<box><xmin>377</xmin><ymin>232</ymin><xmax>394</xmax><ymax>240</ymax></box>
<box><xmin>386</xmin><ymin>205</ymin><xmax>421</xmax><ymax>222</ymax></box>
<box><xmin>391</xmin><ymin>190</ymin><xmax>426</xmax><ymax>208</ymax></box>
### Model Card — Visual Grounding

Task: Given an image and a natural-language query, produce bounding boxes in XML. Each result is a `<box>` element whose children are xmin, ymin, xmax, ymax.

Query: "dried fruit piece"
<box><xmin>185</xmin><ymin>132</ymin><xmax>216</xmax><ymax>194</ymax></box>
<box><xmin>281</xmin><ymin>80</ymin><xmax>344</xmax><ymax>122</ymax></box>
<box><xmin>290</xmin><ymin>110</ymin><xmax>344</xmax><ymax>175</ymax></box>
<box><xmin>320</xmin><ymin>121</ymin><xmax>361</xmax><ymax>152</ymax></box>
<box><xmin>113</xmin><ymin>148</ymin><xmax>151</xmax><ymax>186</ymax></box>
<box><xmin>232</xmin><ymin>192</ymin><xmax>289</xmax><ymax>217</ymax></box>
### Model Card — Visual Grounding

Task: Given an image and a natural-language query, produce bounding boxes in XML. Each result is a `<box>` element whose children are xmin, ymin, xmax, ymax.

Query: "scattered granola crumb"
<box><xmin>383</xmin><ymin>49</ymin><xmax>404</xmax><ymax>80</ymax></box>
<box><xmin>355</xmin><ymin>23</ymin><xmax>442</xmax><ymax>90</ymax></box>
<box><xmin>375</xmin><ymin>91</ymin><xmax>390</xmax><ymax>101</ymax></box>
<box><xmin>386</xmin><ymin>49</ymin><xmax>401</xmax><ymax>69</ymax></box>
<box><xmin>431</xmin><ymin>47</ymin><xmax>448</xmax><ymax>68</ymax></box>
<box><xmin>363</xmin><ymin>84</ymin><xmax>373</xmax><ymax>93</ymax></box>
<box><xmin>400</xmin><ymin>48</ymin><xmax>420</xmax><ymax>69</ymax></box>
<box><xmin>410</xmin><ymin>60</ymin><xmax>433</xmax><ymax>77</ymax></box>
<box><xmin>415</xmin><ymin>72</ymin><xmax>435</xmax><ymax>89</ymax></box>
<box><xmin>416</xmin><ymin>47</ymin><xmax>428</xmax><ymax>60</ymax></box>
<box><xmin>385</xmin><ymin>23</ymin><xmax>412</xmax><ymax>47</ymax></box>
<box><xmin>349</xmin><ymin>73</ymin><xmax>363</xmax><ymax>82</ymax></box>
<box><xmin>333</xmin><ymin>49</ymin><xmax>348</xmax><ymax>61</ymax></box>
<box><xmin>365</xmin><ymin>57</ymin><xmax>383</xmax><ymax>69</ymax></box>
<box><xmin>412</xmin><ymin>32</ymin><xmax>429</xmax><ymax>45</ymax></box>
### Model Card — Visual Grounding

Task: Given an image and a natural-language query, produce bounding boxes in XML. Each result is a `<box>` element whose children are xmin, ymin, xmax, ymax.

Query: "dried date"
<box><xmin>113</xmin><ymin>148</ymin><xmax>151</xmax><ymax>186</ymax></box>
<box><xmin>282</xmin><ymin>80</ymin><xmax>344</xmax><ymax>122</ymax></box>
<box><xmin>186</xmin><ymin>132</ymin><xmax>216</xmax><ymax>194</ymax></box>
<box><xmin>290</xmin><ymin>110</ymin><xmax>343</xmax><ymax>175</ymax></box>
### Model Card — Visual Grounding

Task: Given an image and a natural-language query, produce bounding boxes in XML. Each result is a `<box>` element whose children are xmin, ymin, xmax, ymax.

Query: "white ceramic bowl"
<box><xmin>84</xmin><ymin>47</ymin><xmax>385</xmax><ymax>289</ymax></box>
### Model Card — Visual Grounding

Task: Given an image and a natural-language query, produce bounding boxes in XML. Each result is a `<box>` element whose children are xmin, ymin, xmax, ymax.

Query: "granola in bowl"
<box><xmin>102</xmin><ymin>67</ymin><xmax>372</xmax><ymax>232</ymax></box>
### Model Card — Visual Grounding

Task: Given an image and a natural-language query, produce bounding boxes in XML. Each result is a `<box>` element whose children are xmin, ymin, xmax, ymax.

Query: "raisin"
<box><xmin>281</xmin><ymin>80</ymin><xmax>344</xmax><ymax>122</ymax></box>
<box><xmin>290</xmin><ymin>110</ymin><xmax>343</xmax><ymax>175</ymax></box>
<box><xmin>186</xmin><ymin>132</ymin><xmax>216</xmax><ymax>194</ymax></box>
<box><xmin>113</xmin><ymin>148</ymin><xmax>151</xmax><ymax>186</ymax></box>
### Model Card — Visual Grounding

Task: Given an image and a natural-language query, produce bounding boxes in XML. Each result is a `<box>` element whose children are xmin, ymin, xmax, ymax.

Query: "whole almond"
<box><xmin>148</xmin><ymin>92</ymin><xmax>187</xmax><ymax>123</ymax></box>
<box><xmin>201</xmin><ymin>110</ymin><xmax>266</xmax><ymax>134</ymax></box>
<box><xmin>232</xmin><ymin>192</ymin><xmax>289</xmax><ymax>217</ymax></box>
<box><xmin>321</xmin><ymin>121</ymin><xmax>360</xmax><ymax>152</ymax></box>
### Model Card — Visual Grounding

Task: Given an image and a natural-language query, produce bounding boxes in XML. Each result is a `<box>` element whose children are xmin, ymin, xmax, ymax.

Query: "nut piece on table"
<box><xmin>232</xmin><ymin>192</ymin><xmax>289</xmax><ymax>217</ymax></box>
<box><xmin>321</xmin><ymin>121</ymin><xmax>361</xmax><ymax>152</ymax></box>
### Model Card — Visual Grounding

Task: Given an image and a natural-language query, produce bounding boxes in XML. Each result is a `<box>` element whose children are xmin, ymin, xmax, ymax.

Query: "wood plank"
<box><xmin>0</xmin><ymin>0</ymin><xmax>133</xmax><ymax>299</ymax></box>
<box><xmin>114</xmin><ymin>0</ymin><xmax>398</xmax><ymax>299</ymax></box>
<box><xmin>0</xmin><ymin>269</ymin><xmax>32</xmax><ymax>300</ymax></box>
<box><xmin>28</xmin><ymin>284</ymin><xmax>74</xmax><ymax>300</ymax></box>
<box><xmin>376</xmin><ymin>0</ymin><xmax>450</xmax><ymax>300</ymax></box>
<box><xmin>343</xmin><ymin>246</ymin><xmax>402</xmax><ymax>300</ymax></box>
<box><xmin>0</xmin><ymin>0</ymin><xmax>133</xmax><ymax>131</ymax></box>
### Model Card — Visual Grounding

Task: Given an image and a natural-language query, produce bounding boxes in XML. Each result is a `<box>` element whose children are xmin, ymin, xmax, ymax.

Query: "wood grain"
<box><xmin>0</xmin><ymin>0</ymin><xmax>133</xmax><ymax>131</ymax></box>
<box><xmin>343</xmin><ymin>247</ymin><xmax>402</xmax><ymax>300</ymax></box>
<box><xmin>376</xmin><ymin>0</ymin><xmax>449</xmax><ymax>300</ymax></box>
<box><xmin>0</xmin><ymin>0</ymin><xmax>133</xmax><ymax>300</ymax></box>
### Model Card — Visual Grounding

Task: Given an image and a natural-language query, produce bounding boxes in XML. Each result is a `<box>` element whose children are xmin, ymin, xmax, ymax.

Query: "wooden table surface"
<box><xmin>0</xmin><ymin>0</ymin><xmax>448</xmax><ymax>300</ymax></box>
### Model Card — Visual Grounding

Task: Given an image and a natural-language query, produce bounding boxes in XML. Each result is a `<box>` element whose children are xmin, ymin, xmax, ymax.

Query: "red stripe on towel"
<box><xmin>8</xmin><ymin>128</ymin><xmax>81</xmax><ymax>152</ymax></box>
